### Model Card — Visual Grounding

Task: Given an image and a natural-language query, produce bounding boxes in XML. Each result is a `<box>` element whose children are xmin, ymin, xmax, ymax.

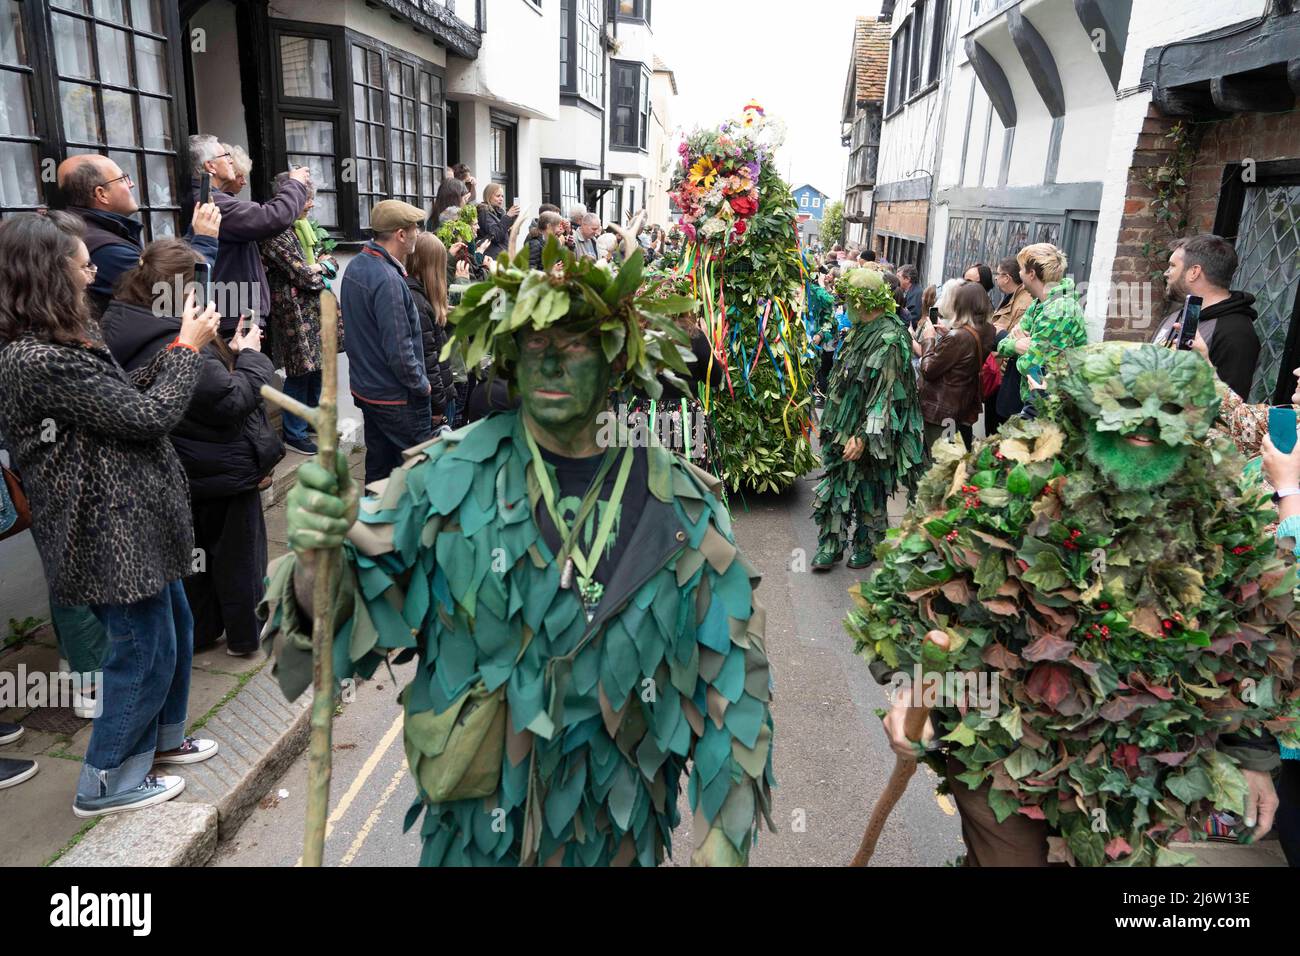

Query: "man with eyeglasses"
<box><xmin>187</xmin><ymin>134</ymin><xmax>310</xmax><ymax>335</ymax></box>
<box><xmin>58</xmin><ymin>154</ymin><xmax>222</xmax><ymax>317</ymax></box>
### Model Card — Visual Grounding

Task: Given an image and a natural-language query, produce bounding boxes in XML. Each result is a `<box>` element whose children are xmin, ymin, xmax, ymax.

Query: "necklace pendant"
<box><xmin>578</xmin><ymin>577</ymin><xmax>604</xmax><ymax>615</ymax></box>
<box><xmin>560</xmin><ymin>557</ymin><xmax>574</xmax><ymax>590</ymax></box>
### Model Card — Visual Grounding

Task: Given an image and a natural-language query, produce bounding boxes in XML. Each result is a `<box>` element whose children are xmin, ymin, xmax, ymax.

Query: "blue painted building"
<box><xmin>792</xmin><ymin>183</ymin><xmax>831</xmax><ymax>246</ymax></box>
<box><xmin>792</xmin><ymin>184</ymin><xmax>830</xmax><ymax>220</ymax></box>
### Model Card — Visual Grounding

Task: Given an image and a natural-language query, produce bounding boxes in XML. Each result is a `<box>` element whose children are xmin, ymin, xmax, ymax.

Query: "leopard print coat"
<box><xmin>0</xmin><ymin>336</ymin><xmax>202</xmax><ymax>606</ymax></box>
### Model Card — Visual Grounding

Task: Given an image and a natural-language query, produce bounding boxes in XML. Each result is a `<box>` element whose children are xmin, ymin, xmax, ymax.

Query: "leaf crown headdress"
<box><xmin>445</xmin><ymin>238</ymin><xmax>697</xmax><ymax>399</ymax></box>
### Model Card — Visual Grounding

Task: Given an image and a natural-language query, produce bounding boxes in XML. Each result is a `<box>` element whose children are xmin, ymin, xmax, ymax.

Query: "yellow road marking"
<box><xmin>936</xmin><ymin>793</ymin><xmax>956</xmax><ymax>816</ymax></box>
<box><xmin>294</xmin><ymin>712</ymin><xmax>404</xmax><ymax>867</ymax></box>
<box><xmin>341</xmin><ymin>759</ymin><xmax>409</xmax><ymax>866</ymax></box>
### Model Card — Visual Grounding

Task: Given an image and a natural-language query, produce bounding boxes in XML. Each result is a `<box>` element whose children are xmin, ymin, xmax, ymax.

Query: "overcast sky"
<box><xmin>655</xmin><ymin>0</ymin><xmax>884</xmax><ymax>202</ymax></box>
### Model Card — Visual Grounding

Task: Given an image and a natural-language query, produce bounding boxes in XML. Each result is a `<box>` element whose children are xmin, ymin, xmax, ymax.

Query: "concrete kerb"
<box><xmin>52</xmin><ymin>664</ymin><xmax>312</xmax><ymax>866</ymax></box>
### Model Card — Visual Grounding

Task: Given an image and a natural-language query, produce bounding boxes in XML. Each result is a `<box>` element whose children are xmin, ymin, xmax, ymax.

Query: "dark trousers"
<box><xmin>924</xmin><ymin>420</ymin><xmax>973</xmax><ymax>455</ymax></box>
<box><xmin>359</xmin><ymin>395</ymin><xmax>433</xmax><ymax>486</ymax></box>
<box><xmin>947</xmin><ymin>755</ymin><xmax>1052</xmax><ymax>866</ymax></box>
<box><xmin>185</xmin><ymin>488</ymin><xmax>268</xmax><ymax>654</ymax></box>
<box><xmin>817</xmin><ymin>351</ymin><xmax>834</xmax><ymax>394</ymax></box>
<box><xmin>983</xmin><ymin>396</ymin><xmax>1005</xmax><ymax>439</ymax></box>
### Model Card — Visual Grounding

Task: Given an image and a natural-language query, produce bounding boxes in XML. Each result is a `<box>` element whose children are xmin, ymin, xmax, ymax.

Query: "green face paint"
<box><xmin>515</xmin><ymin>324</ymin><xmax>612</xmax><ymax>438</ymax></box>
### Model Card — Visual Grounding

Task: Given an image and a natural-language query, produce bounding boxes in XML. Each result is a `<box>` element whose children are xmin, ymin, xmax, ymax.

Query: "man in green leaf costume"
<box><xmin>811</xmin><ymin>266</ymin><xmax>926</xmax><ymax>571</ymax></box>
<box><xmin>847</xmin><ymin>342</ymin><xmax>1299</xmax><ymax>865</ymax></box>
<box><xmin>265</xmin><ymin>241</ymin><xmax>775</xmax><ymax>866</ymax></box>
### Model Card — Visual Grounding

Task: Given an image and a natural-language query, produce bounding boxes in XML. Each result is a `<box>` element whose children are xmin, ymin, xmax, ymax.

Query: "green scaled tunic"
<box><xmin>811</xmin><ymin>312</ymin><xmax>926</xmax><ymax>554</ymax></box>
<box><xmin>262</xmin><ymin>410</ymin><xmax>776</xmax><ymax>866</ymax></box>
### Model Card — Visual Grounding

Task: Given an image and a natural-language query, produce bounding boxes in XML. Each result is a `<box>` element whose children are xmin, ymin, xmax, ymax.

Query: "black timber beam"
<box><xmin>1210</xmin><ymin>65</ymin><xmax>1296</xmax><ymax>113</ymax></box>
<box><xmin>1007</xmin><ymin>6</ymin><xmax>1065</xmax><ymax>117</ymax></box>
<box><xmin>365</xmin><ymin>0</ymin><xmax>481</xmax><ymax>58</ymax></box>
<box><xmin>1141</xmin><ymin>12</ymin><xmax>1300</xmax><ymax>90</ymax></box>
<box><xmin>1073</xmin><ymin>0</ymin><xmax>1132</xmax><ymax>91</ymax></box>
<box><xmin>965</xmin><ymin>38</ymin><xmax>1017</xmax><ymax>128</ymax></box>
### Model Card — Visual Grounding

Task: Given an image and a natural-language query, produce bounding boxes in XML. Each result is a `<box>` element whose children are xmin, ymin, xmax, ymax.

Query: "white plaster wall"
<box><xmin>646</xmin><ymin>70</ymin><xmax>676</xmax><ymax>227</ymax></box>
<box><xmin>1082</xmin><ymin>0</ymin><xmax>1268</xmax><ymax>339</ymax></box>
<box><xmin>539</xmin><ymin>103</ymin><xmax>603</xmax><ymax>169</ymax></box>
<box><xmin>272</xmin><ymin>0</ymin><xmax>449</xmax><ymax>68</ymax></box>
<box><xmin>927</xmin><ymin>201</ymin><xmax>949</xmax><ymax>287</ymax></box>
<box><xmin>191</xmin><ymin>0</ymin><xmax>250</xmax><ymax>192</ymax></box>
<box><xmin>1022</xmin><ymin>0</ymin><xmax>1117</xmax><ymax>185</ymax></box>
<box><xmin>446</xmin><ymin>0</ymin><xmax>557</xmax><ymax>119</ymax></box>
<box><xmin>515</xmin><ymin>116</ymin><xmax>544</xmax><ymax>209</ymax></box>
<box><xmin>1118</xmin><ymin>0</ymin><xmax>1268</xmax><ymax>90</ymax></box>
<box><xmin>1081</xmin><ymin>90</ymin><xmax>1151</xmax><ymax>340</ymax></box>
<box><xmin>0</xmin><ymin>531</ymin><xmax>49</xmax><ymax>626</ymax></box>
<box><xmin>937</xmin><ymin>67</ymin><xmax>974</xmax><ymax>190</ymax></box>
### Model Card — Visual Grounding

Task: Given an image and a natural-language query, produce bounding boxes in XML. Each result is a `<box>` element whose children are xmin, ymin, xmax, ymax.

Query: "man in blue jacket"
<box><xmin>341</xmin><ymin>199</ymin><xmax>433</xmax><ymax>485</ymax></box>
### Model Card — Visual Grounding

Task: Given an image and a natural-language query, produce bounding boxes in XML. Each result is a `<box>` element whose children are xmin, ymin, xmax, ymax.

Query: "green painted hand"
<box><xmin>690</xmin><ymin>825</ymin><xmax>747</xmax><ymax>867</ymax></box>
<box><xmin>286</xmin><ymin>452</ymin><xmax>360</xmax><ymax>556</ymax></box>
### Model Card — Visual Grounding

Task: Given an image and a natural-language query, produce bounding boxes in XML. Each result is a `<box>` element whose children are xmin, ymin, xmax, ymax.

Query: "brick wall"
<box><xmin>1104</xmin><ymin>103</ymin><xmax>1300</xmax><ymax>340</ymax></box>
<box><xmin>872</xmin><ymin>199</ymin><xmax>929</xmax><ymax>244</ymax></box>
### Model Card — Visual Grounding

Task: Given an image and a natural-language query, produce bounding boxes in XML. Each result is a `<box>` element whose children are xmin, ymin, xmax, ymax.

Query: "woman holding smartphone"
<box><xmin>102</xmin><ymin>239</ymin><xmax>283</xmax><ymax>658</ymax></box>
<box><xmin>0</xmin><ymin>214</ymin><xmax>221</xmax><ymax>816</ymax></box>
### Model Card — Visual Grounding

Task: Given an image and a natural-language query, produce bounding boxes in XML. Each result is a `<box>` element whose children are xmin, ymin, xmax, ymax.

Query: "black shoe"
<box><xmin>0</xmin><ymin>756</ymin><xmax>38</xmax><ymax>790</ymax></box>
<box><xmin>0</xmin><ymin>722</ymin><xmax>23</xmax><ymax>746</ymax></box>
<box><xmin>286</xmin><ymin>436</ymin><xmax>318</xmax><ymax>455</ymax></box>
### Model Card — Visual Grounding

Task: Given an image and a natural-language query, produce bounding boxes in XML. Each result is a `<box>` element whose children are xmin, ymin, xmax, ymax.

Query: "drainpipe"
<box><xmin>603</xmin><ymin>7</ymin><xmax>614</xmax><ymax>218</ymax></box>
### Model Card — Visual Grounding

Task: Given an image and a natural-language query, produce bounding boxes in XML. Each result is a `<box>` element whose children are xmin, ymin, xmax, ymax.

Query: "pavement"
<box><xmin>0</xmin><ymin>444</ymin><xmax>364</xmax><ymax>867</ymax></box>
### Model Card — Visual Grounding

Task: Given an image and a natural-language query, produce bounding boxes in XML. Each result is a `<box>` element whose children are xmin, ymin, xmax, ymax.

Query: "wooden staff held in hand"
<box><xmin>259</xmin><ymin>289</ymin><xmax>342</xmax><ymax>868</ymax></box>
<box><xmin>850</xmin><ymin>630</ymin><xmax>950</xmax><ymax>867</ymax></box>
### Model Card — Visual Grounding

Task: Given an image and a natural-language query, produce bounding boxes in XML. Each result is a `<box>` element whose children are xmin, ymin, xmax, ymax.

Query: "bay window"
<box><xmin>610</xmin><ymin>59</ymin><xmax>650</xmax><ymax>152</ymax></box>
<box><xmin>273</xmin><ymin>23</ymin><xmax>445</xmax><ymax>240</ymax></box>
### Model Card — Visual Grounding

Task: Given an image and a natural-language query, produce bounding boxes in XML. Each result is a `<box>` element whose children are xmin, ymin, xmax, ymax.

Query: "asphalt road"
<box><xmin>214</xmin><ymin>471</ymin><xmax>962</xmax><ymax>868</ymax></box>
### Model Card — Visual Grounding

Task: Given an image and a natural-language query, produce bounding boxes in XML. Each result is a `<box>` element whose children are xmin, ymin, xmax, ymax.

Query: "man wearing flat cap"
<box><xmin>341</xmin><ymin>199</ymin><xmax>433</xmax><ymax>484</ymax></box>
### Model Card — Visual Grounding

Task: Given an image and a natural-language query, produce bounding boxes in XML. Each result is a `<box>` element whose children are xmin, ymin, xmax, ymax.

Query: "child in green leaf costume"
<box><xmin>265</xmin><ymin>241</ymin><xmax>775</xmax><ymax>866</ymax></box>
<box><xmin>847</xmin><ymin>342</ymin><xmax>1299</xmax><ymax>865</ymax></box>
<box><xmin>811</xmin><ymin>266</ymin><xmax>926</xmax><ymax>570</ymax></box>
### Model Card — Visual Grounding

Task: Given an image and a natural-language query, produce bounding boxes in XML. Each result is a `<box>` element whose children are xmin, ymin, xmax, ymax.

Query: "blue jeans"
<box><xmin>282</xmin><ymin>370</ymin><xmax>322</xmax><ymax>444</ymax></box>
<box><xmin>80</xmin><ymin>580</ymin><xmax>193</xmax><ymax>799</ymax></box>
<box><xmin>358</xmin><ymin>394</ymin><xmax>433</xmax><ymax>486</ymax></box>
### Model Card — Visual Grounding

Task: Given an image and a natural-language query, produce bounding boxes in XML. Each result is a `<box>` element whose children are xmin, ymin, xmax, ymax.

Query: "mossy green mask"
<box><xmin>1056</xmin><ymin>342</ymin><xmax>1220</xmax><ymax>492</ymax></box>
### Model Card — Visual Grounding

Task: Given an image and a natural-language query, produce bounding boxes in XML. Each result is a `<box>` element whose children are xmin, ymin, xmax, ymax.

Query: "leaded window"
<box><xmin>46</xmin><ymin>0</ymin><xmax>181</xmax><ymax>236</ymax></box>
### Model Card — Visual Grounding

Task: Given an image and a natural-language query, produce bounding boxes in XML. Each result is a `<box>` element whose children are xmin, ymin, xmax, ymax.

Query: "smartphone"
<box><xmin>198</xmin><ymin>172</ymin><xmax>211</xmax><ymax>206</ymax></box>
<box><xmin>1269</xmin><ymin>406</ymin><xmax>1298</xmax><ymax>455</ymax></box>
<box><xmin>1175</xmin><ymin>294</ymin><xmax>1203</xmax><ymax>350</ymax></box>
<box><xmin>236</xmin><ymin>311</ymin><xmax>255</xmax><ymax>337</ymax></box>
<box><xmin>928</xmin><ymin>307</ymin><xmax>939</xmax><ymax>323</ymax></box>
<box><xmin>193</xmin><ymin>261</ymin><xmax>212</xmax><ymax>308</ymax></box>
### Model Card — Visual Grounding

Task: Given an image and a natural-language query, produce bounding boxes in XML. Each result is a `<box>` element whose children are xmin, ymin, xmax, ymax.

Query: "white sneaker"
<box><xmin>73</xmin><ymin>774</ymin><xmax>185</xmax><ymax>818</ymax></box>
<box><xmin>153</xmin><ymin>737</ymin><xmax>218</xmax><ymax>765</ymax></box>
<box><xmin>72</xmin><ymin>688</ymin><xmax>99</xmax><ymax>719</ymax></box>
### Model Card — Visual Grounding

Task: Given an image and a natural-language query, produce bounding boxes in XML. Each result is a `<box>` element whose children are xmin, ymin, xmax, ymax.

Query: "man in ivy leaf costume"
<box><xmin>264</xmin><ymin>240</ymin><xmax>776</xmax><ymax>866</ymax></box>
<box><xmin>811</xmin><ymin>266</ymin><xmax>926</xmax><ymax>571</ymax></box>
<box><xmin>847</xmin><ymin>342</ymin><xmax>1299</xmax><ymax>865</ymax></box>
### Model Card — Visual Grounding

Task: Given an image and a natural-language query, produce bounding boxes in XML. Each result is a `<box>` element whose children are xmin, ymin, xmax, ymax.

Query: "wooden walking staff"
<box><xmin>259</xmin><ymin>289</ymin><xmax>342</xmax><ymax>868</ymax></box>
<box><xmin>850</xmin><ymin>631</ymin><xmax>949</xmax><ymax>867</ymax></box>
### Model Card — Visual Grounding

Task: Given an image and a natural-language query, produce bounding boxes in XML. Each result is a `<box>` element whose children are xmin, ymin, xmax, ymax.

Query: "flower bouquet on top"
<box><xmin>669</xmin><ymin>100</ymin><xmax>786</xmax><ymax>246</ymax></box>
